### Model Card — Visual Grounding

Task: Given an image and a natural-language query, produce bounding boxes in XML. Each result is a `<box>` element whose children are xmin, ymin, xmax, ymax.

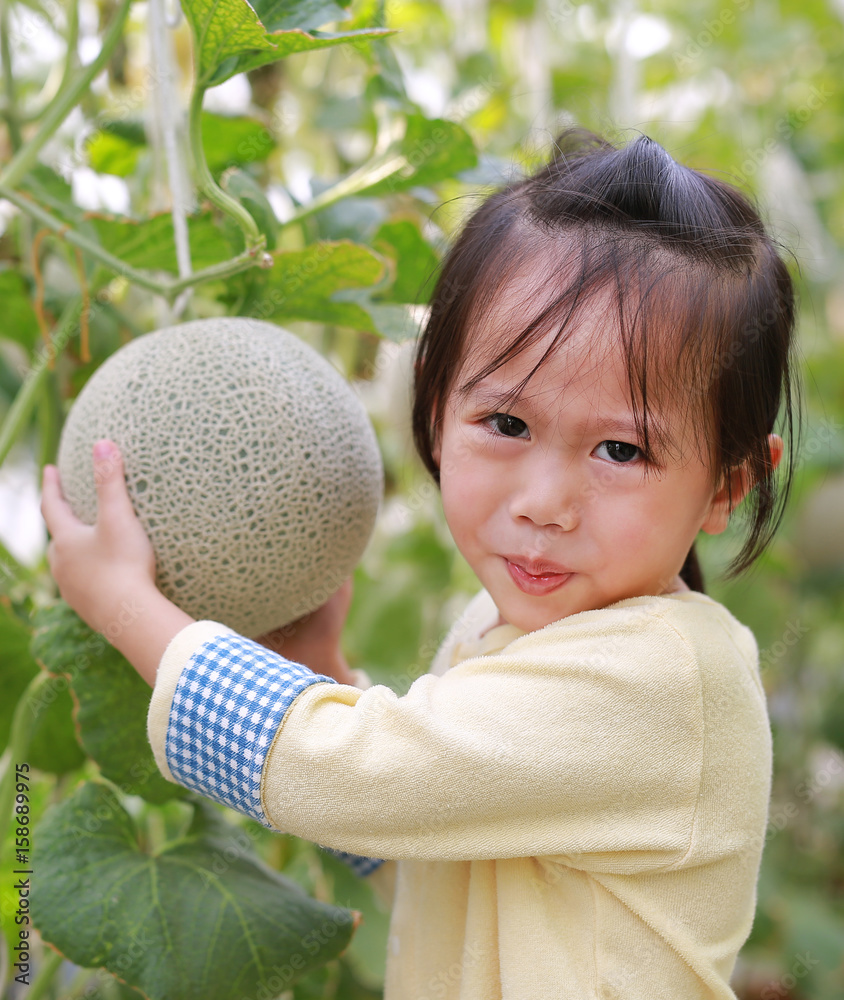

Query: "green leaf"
<box><xmin>223</xmin><ymin>168</ymin><xmax>279</xmax><ymax>249</ymax></box>
<box><xmin>182</xmin><ymin>0</ymin><xmax>278</xmax><ymax>86</ymax></box>
<box><xmin>0</xmin><ymin>602</ymin><xmax>40</xmax><ymax>750</ymax></box>
<box><xmin>319</xmin><ymin>851</ymin><xmax>389</xmax><ymax>988</ymax></box>
<box><xmin>28</xmin><ymin>681</ymin><xmax>87</xmax><ymax>775</ymax></box>
<box><xmin>299</xmin><ymin>115</ymin><xmax>478</xmax><ymax>216</ymax></box>
<box><xmin>821</xmin><ymin>687</ymin><xmax>844</xmax><ymax>751</ymax></box>
<box><xmin>97</xmin><ymin>115</ymin><xmax>148</xmax><ymax>146</ymax></box>
<box><xmin>365</xmin><ymin>115</ymin><xmax>478</xmax><ymax>196</ymax></box>
<box><xmin>331</xmin><ymin>292</ymin><xmax>422</xmax><ymax>341</ymax></box>
<box><xmin>32</xmin><ymin>782</ymin><xmax>356</xmax><ymax>1000</ymax></box>
<box><xmin>181</xmin><ymin>0</ymin><xmax>390</xmax><ymax>87</ymax></box>
<box><xmin>0</xmin><ymin>602</ymin><xmax>86</xmax><ymax>774</ymax></box>
<box><xmin>31</xmin><ymin>602</ymin><xmax>183</xmax><ymax>803</ymax></box>
<box><xmin>19</xmin><ymin>164</ymin><xmax>82</xmax><ymax>223</ymax></box>
<box><xmin>86</xmin><ymin>132</ymin><xmax>142</xmax><ymax>177</ymax></box>
<box><xmin>254</xmin><ymin>0</ymin><xmax>352</xmax><ymax>32</ymax></box>
<box><xmin>0</xmin><ymin>268</ymin><xmax>40</xmax><ymax>351</ymax></box>
<box><xmin>373</xmin><ymin>219</ymin><xmax>439</xmax><ymax>304</ymax></box>
<box><xmin>87</xmin><ymin>211</ymin><xmax>239</xmax><ymax>273</ymax></box>
<box><xmin>209</xmin><ymin>26</ymin><xmax>395</xmax><ymax>86</ymax></box>
<box><xmin>201</xmin><ymin>112</ymin><xmax>276</xmax><ymax>174</ymax></box>
<box><xmin>259</xmin><ymin>241</ymin><xmax>386</xmax><ymax>329</ymax></box>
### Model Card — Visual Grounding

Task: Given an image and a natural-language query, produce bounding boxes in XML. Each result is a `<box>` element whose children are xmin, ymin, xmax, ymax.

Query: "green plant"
<box><xmin>0</xmin><ymin>0</ymin><xmax>478</xmax><ymax>995</ymax></box>
<box><xmin>3</xmin><ymin>1</ymin><xmax>844</xmax><ymax>997</ymax></box>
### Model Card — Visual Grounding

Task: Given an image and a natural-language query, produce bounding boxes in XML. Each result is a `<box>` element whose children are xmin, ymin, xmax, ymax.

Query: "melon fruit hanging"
<box><xmin>56</xmin><ymin>318</ymin><xmax>384</xmax><ymax>637</ymax></box>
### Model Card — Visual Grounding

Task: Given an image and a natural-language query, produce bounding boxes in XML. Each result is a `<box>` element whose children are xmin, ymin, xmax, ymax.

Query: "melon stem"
<box><xmin>188</xmin><ymin>87</ymin><xmax>266</xmax><ymax>254</ymax></box>
<box><xmin>0</xmin><ymin>184</ymin><xmax>267</xmax><ymax>303</ymax></box>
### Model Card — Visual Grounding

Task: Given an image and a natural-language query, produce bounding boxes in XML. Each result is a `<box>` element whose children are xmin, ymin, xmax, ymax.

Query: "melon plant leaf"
<box><xmin>28</xmin><ymin>681</ymin><xmax>88</xmax><ymax>775</ymax></box>
<box><xmin>86</xmin><ymin>132</ymin><xmax>143</xmax><ymax>177</ymax></box>
<box><xmin>301</xmin><ymin>115</ymin><xmax>477</xmax><ymax>213</ymax></box>
<box><xmin>208</xmin><ymin>27</ymin><xmax>396</xmax><ymax>87</ymax></box>
<box><xmin>0</xmin><ymin>602</ymin><xmax>86</xmax><ymax>773</ymax></box>
<box><xmin>180</xmin><ymin>0</ymin><xmax>392</xmax><ymax>88</ymax></box>
<box><xmin>372</xmin><ymin>219</ymin><xmax>439</xmax><ymax>304</ymax></box>
<box><xmin>0</xmin><ymin>269</ymin><xmax>40</xmax><ymax>351</ymax></box>
<box><xmin>364</xmin><ymin>115</ymin><xmax>478</xmax><ymax>196</ymax></box>
<box><xmin>31</xmin><ymin>782</ymin><xmax>356</xmax><ymax>1000</ymax></box>
<box><xmin>30</xmin><ymin>602</ymin><xmax>184</xmax><ymax>803</ymax></box>
<box><xmin>181</xmin><ymin>0</ymin><xmax>278</xmax><ymax>87</ymax></box>
<box><xmin>88</xmin><ymin>211</ymin><xmax>239</xmax><ymax>273</ymax></box>
<box><xmin>0</xmin><ymin>602</ymin><xmax>43</xmax><ymax>749</ymax></box>
<box><xmin>260</xmin><ymin>241</ymin><xmax>386</xmax><ymax>330</ymax></box>
<box><xmin>254</xmin><ymin>0</ymin><xmax>352</xmax><ymax>32</ymax></box>
<box><xmin>201</xmin><ymin>112</ymin><xmax>277</xmax><ymax>174</ymax></box>
<box><xmin>19</xmin><ymin>164</ymin><xmax>83</xmax><ymax>223</ymax></box>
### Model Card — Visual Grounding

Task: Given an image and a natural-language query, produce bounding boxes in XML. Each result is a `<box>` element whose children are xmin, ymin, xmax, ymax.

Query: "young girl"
<box><xmin>41</xmin><ymin>128</ymin><xmax>797</xmax><ymax>999</ymax></box>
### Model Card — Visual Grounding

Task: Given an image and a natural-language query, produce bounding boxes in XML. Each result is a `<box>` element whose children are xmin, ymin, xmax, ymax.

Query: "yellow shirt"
<box><xmin>147</xmin><ymin>589</ymin><xmax>771</xmax><ymax>999</ymax></box>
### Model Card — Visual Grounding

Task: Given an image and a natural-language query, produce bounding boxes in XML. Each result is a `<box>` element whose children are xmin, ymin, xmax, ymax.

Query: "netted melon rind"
<box><xmin>57</xmin><ymin>318</ymin><xmax>383</xmax><ymax>637</ymax></box>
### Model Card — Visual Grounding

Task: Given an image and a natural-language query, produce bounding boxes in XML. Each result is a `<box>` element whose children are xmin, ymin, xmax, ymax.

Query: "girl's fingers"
<box><xmin>40</xmin><ymin>465</ymin><xmax>83</xmax><ymax>537</ymax></box>
<box><xmin>92</xmin><ymin>440</ymin><xmax>138</xmax><ymax>531</ymax></box>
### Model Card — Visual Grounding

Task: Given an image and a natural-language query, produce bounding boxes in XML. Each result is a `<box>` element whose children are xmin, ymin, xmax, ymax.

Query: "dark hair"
<box><xmin>412</xmin><ymin>128</ymin><xmax>799</xmax><ymax>587</ymax></box>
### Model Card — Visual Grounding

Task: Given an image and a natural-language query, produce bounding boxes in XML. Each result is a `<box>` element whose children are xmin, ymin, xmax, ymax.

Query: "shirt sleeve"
<box><xmin>148</xmin><ymin>604</ymin><xmax>718</xmax><ymax>869</ymax></box>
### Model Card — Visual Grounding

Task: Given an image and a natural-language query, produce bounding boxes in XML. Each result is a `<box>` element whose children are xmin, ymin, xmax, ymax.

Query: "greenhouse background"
<box><xmin>0</xmin><ymin>0</ymin><xmax>842</xmax><ymax>997</ymax></box>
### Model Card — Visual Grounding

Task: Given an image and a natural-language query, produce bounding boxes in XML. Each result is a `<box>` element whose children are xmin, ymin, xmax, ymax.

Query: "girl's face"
<box><xmin>432</xmin><ymin>282</ymin><xmax>741</xmax><ymax>634</ymax></box>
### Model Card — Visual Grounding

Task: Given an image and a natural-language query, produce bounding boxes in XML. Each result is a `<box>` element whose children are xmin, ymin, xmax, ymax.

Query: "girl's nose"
<box><xmin>508</xmin><ymin>460</ymin><xmax>581</xmax><ymax>531</ymax></box>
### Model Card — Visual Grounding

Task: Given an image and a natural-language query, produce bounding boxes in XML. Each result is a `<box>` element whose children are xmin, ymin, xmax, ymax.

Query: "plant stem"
<box><xmin>59</xmin><ymin>0</ymin><xmax>81</xmax><ymax>99</ymax></box>
<box><xmin>0</xmin><ymin>298</ymin><xmax>82</xmax><ymax>470</ymax></box>
<box><xmin>167</xmin><ymin>247</ymin><xmax>267</xmax><ymax>296</ymax></box>
<box><xmin>0</xmin><ymin>186</ymin><xmax>170</xmax><ymax>293</ymax></box>
<box><xmin>187</xmin><ymin>86</ymin><xmax>263</xmax><ymax>251</ymax></box>
<box><xmin>281</xmin><ymin>151</ymin><xmax>406</xmax><ymax>229</ymax></box>
<box><xmin>0</xmin><ymin>0</ymin><xmax>23</xmax><ymax>150</ymax></box>
<box><xmin>38</xmin><ymin>364</ymin><xmax>63</xmax><ymax>471</ymax></box>
<box><xmin>26</xmin><ymin>948</ymin><xmax>65</xmax><ymax>1000</ymax></box>
<box><xmin>0</xmin><ymin>186</ymin><xmax>271</xmax><ymax>302</ymax></box>
<box><xmin>0</xmin><ymin>0</ymin><xmax>133</xmax><ymax>190</ymax></box>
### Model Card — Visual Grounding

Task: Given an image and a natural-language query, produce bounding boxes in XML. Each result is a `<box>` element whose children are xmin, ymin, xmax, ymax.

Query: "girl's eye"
<box><xmin>595</xmin><ymin>440</ymin><xmax>641</xmax><ymax>463</ymax></box>
<box><xmin>488</xmin><ymin>413</ymin><xmax>529</xmax><ymax>439</ymax></box>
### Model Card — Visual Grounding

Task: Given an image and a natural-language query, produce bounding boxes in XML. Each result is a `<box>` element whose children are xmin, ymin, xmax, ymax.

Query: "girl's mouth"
<box><xmin>504</xmin><ymin>558</ymin><xmax>573</xmax><ymax>596</ymax></box>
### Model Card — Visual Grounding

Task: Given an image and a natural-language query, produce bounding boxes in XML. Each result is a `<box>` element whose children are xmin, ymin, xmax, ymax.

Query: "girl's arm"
<box><xmin>40</xmin><ymin>439</ymin><xmax>351</xmax><ymax>686</ymax></box>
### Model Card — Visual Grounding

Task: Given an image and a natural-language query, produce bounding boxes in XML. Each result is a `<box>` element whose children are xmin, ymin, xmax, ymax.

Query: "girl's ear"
<box><xmin>430</xmin><ymin>400</ymin><xmax>442</xmax><ymax>467</ymax></box>
<box><xmin>700</xmin><ymin>434</ymin><xmax>784</xmax><ymax>536</ymax></box>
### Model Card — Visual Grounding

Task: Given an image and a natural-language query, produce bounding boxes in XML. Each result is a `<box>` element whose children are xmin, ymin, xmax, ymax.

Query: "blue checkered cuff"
<box><xmin>321</xmin><ymin>847</ymin><xmax>386</xmax><ymax>877</ymax></box>
<box><xmin>165</xmin><ymin>632</ymin><xmax>336</xmax><ymax>826</ymax></box>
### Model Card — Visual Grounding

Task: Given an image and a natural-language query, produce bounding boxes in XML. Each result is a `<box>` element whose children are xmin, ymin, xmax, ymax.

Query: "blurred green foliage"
<box><xmin>1</xmin><ymin>0</ymin><xmax>842</xmax><ymax>997</ymax></box>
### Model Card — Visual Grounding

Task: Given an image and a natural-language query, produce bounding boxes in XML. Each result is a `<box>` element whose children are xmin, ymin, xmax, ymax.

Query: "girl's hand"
<box><xmin>255</xmin><ymin>579</ymin><xmax>356</xmax><ymax>684</ymax></box>
<box><xmin>41</xmin><ymin>440</ymin><xmax>158</xmax><ymax>634</ymax></box>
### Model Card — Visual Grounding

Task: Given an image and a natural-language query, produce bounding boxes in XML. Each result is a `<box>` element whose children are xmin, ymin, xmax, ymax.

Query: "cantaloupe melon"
<box><xmin>56</xmin><ymin>318</ymin><xmax>383</xmax><ymax>637</ymax></box>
